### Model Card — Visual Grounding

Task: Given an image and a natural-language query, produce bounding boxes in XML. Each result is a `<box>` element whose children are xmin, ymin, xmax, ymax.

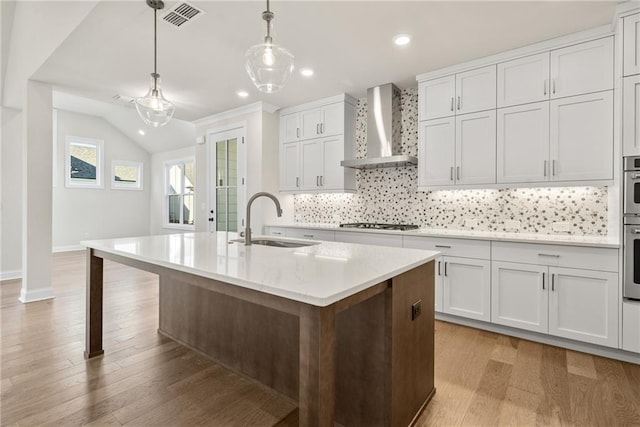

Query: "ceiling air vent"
<box><xmin>162</xmin><ymin>2</ymin><xmax>204</xmax><ymax>28</ymax></box>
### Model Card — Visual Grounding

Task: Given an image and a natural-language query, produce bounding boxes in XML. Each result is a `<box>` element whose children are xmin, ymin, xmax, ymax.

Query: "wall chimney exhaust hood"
<box><xmin>341</xmin><ymin>83</ymin><xmax>417</xmax><ymax>169</ymax></box>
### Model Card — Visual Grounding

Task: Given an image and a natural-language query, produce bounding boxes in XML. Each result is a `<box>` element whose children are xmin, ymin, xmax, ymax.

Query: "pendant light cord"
<box><xmin>263</xmin><ymin>0</ymin><xmax>272</xmax><ymax>42</ymax></box>
<box><xmin>153</xmin><ymin>7</ymin><xmax>158</xmax><ymax>92</ymax></box>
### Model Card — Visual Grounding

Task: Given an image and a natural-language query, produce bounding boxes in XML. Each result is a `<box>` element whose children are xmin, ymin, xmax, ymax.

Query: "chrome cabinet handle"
<box><xmin>316</xmin><ymin>124</ymin><xmax>320</xmax><ymax>134</ymax></box>
<box><xmin>303</xmin><ymin>234</ymin><xmax>314</xmax><ymax>238</ymax></box>
<box><xmin>456</xmin><ymin>166</ymin><xmax>460</xmax><ymax>180</ymax></box>
<box><xmin>552</xmin><ymin>79</ymin><xmax>556</xmax><ymax>94</ymax></box>
<box><xmin>296</xmin><ymin>128</ymin><xmax>300</xmax><ymax>138</ymax></box>
<box><xmin>551</xmin><ymin>273</ymin><xmax>555</xmax><ymax>291</ymax></box>
<box><xmin>320</xmin><ymin>176</ymin><xmax>324</xmax><ymax>186</ymax></box>
<box><xmin>316</xmin><ymin>176</ymin><xmax>320</xmax><ymax>186</ymax></box>
<box><xmin>552</xmin><ymin>160</ymin><xmax>556</xmax><ymax>176</ymax></box>
<box><xmin>542</xmin><ymin>272</ymin><xmax>546</xmax><ymax>290</ymax></box>
<box><xmin>450</xmin><ymin>166</ymin><xmax>454</xmax><ymax>181</ymax></box>
<box><xmin>296</xmin><ymin>177</ymin><xmax>299</xmax><ymax>187</ymax></box>
<box><xmin>321</xmin><ymin>123</ymin><xmax>325</xmax><ymax>134</ymax></box>
<box><xmin>457</xmin><ymin>96</ymin><xmax>461</xmax><ymax>110</ymax></box>
<box><xmin>444</xmin><ymin>262</ymin><xmax>448</xmax><ymax>277</ymax></box>
<box><xmin>539</xmin><ymin>253</ymin><xmax>560</xmax><ymax>258</ymax></box>
<box><xmin>544</xmin><ymin>160</ymin><xmax>547</xmax><ymax>177</ymax></box>
<box><xmin>437</xmin><ymin>261</ymin><xmax>441</xmax><ymax>276</ymax></box>
<box><xmin>272</xmin><ymin>231</ymin><xmax>282</xmax><ymax>235</ymax></box>
<box><xmin>435</xmin><ymin>245</ymin><xmax>451</xmax><ymax>249</ymax></box>
<box><xmin>450</xmin><ymin>97</ymin><xmax>454</xmax><ymax>112</ymax></box>
<box><xmin>544</xmin><ymin>79</ymin><xmax>547</xmax><ymax>96</ymax></box>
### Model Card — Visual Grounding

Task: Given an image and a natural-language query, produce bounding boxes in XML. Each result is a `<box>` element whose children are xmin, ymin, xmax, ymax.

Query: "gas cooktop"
<box><xmin>339</xmin><ymin>223</ymin><xmax>419</xmax><ymax>231</ymax></box>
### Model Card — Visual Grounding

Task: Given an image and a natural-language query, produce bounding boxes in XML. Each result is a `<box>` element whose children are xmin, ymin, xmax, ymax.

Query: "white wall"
<box><xmin>1</xmin><ymin>107</ymin><xmax>23</xmax><ymax>279</ymax></box>
<box><xmin>149</xmin><ymin>146</ymin><xmax>196</xmax><ymax>235</ymax></box>
<box><xmin>53</xmin><ymin>109</ymin><xmax>151</xmax><ymax>249</ymax></box>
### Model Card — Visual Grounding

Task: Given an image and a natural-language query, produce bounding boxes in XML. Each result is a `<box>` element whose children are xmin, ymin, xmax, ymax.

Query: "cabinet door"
<box><xmin>623</xmin><ymin>75</ymin><xmax>640</xmax><ymax>156</ymax></box>
<box><xmin>548</xmin><ymin>267</ymin><xmax>618</xmax><ymax>348</ymax></box>
<box><xmin>455</xmin><ymin>65</ymin><xmax>497</xmax><ymax>115</ymax></box>
<box><xmin>497</xmin><ymin>102</ymin><xmax>550</xmax><ymax>183</ymax></box>
<box><xmin>455</xmin><ymin>110</ymin><xmax>496</xmax><ymax>185</ymax></box>
<box><xmin>623</xmin><ymin>13</ymin><xmax>640</xmax><ymax>77</ymax></box>
<box><xmin>550</xmin><ymin>91</ymin><xmax>613</xmax><ymax>181</ymax></box>
<box><xmin>281</xmin><ymin>113</ymin><xmax>300</xmax><ymax>143</ymax></box>
<box><xmin>442</xmin><ymin>257</ymin><xmax>491</xmax><ymax>322</ymax></box>
<box><xmin>497</xmin><ymin>52</ymin><xmax>550</xmax><ymax>107</ymax></box>
<box><xmin>299</xmin><ymin>140</ymin><xmax>322</xmax><ymax>190</ymax></box>
<box><xmin>320</xmin><ymin>103</ymin><xmax>344</xmax><ymax>137</ymax></box>
<box><xmin>550</xmin><ymin>37</ymin><xmax>613</xmax><ymax>98</ymax></box>
<box><xmin>300</xmin><ymin>108</ymin><xmax>322</xmax><ymax>140</ymax></box>
<box><xmin>418</xmin><ymin>118</ymin><xmax>455</xmax><ymax>187</ymax></box>
<box><xmin>419</xmin><ymin>75</ymin><xmax>456</xmax><ymax>121</ymax></box>
<box><xmin>320</xmin><ymin>136</ymin><xmax>344</xmax><ymax>190</ymax></box>
<box><xmin>434</xmin><ymin>257</ymin><xmax>444</xmax><ymax>312</ymax></box>
<box><xmin>280</xmin><ymin>142</ymin><xmax>300</xmax><ymax>191</ymax></box>
<box><xmin>491</xmin><ymin>262</ymin><xmax>548</xmax><ymax>333</ymax></box>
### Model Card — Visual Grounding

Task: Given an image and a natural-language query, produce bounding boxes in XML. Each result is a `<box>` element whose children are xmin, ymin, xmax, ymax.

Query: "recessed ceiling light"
<box><xmin>138</xmin><ymin>129</ymin><xmax>145</xmax><ymax>136</ymax></box>
<box><xmin>300</xmin><ymin>68</ymin><xmax>314</xmax><ymax>77</ymax></box>
<box><xmin>393</xmin><ymin>34</ymin><xmax>412</xmax><ymax>46</ymax></box>
<box><xmin>237</xmin><ymin>90</ymin><xmax>249</xmax><ymax>98</ymax></box>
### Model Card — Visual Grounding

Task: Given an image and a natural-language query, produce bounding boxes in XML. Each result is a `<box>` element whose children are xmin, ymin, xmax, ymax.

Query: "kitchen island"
<box><xmin>82</xmin><ymin>232</ymin><xmax>438</xmax><ymax>426</ymax></box>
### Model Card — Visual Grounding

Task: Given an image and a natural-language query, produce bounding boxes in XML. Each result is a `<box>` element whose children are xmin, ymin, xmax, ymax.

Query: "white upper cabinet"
<box><xmin>455</xmin><ymin>65</ymin><xmax>497</xmax><ymax>115</ymax></box>
<box><xmin>497</xmin><ymin>101</ymin><xmax>550</xmax><ymax>183</ymax></box>
<box><xmin>419</xmin><ymin>76</ymin><xmax>456</xmax><ymax>121</ymax></box>
<box><xmin>455</xmin><ymin>110</ymin><xmax>496</xmax><ymax>185</ymax></box>
<box><xmin>299</xmin><ymin>140</ymin><xmax>323</xmax><ymax>190</ymax></box>
<box><xmin>320</xmin><ymin>136</ymin><xmax>347</xmax><ymax>190</ymax></box>
<box><xmin>418</xmin><ymin>117</ymin><xmax>456</xmax><ymax>187</ymax></box>
<box><xmin>281</xmin><ymin>113</ymin><xmax>300</xmax><ymax>143</ymax></box>
<box><xmin>300</xmin><ymin>108</ymin><xmax>323</xmax><ymax>140</ymax></box>
<box><xmin>550</xmin><ymin>37</ymin><xmax>613</xmax><ymax>99</ymax></box>
<box><xmin>624</xmin><ymin>13</ymin><xmax>640</xmax><ymax>77</ymax></box>
<box><xmin>550</xmin><ymin>91</ymin><xmax>613</xmax><ymax>181</ymax></box>
<box><xmin>321</xmin><ymin>103</ymin><xmax>345</xmax><ymax>137</ymax></box>
<box><xmin>280</xmin><ymin>142</ymin><xmax>300</xmax><ymax>191</ymax></box>
<box><xmin>497</xmin><ymin>52</ymin><xmax>550</xmax><ymax>108</ymax></box>
<box><xmin>623</xmin><ymin>75</ymin><xmax>640</xmax><ymax>156</ymax></box>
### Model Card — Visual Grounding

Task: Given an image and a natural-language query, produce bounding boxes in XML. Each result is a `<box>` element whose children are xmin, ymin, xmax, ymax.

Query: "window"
<box><xmin>164</xmin><ymin>158</ymin><xmax>195</xmax><ymax>229</ymax></box>
<box><xmin>65</xmin><ymin>136</ymin><xmax>104</xmax><ymax>188</ymax></box>
<box><xmin>112</xmin><ymin>160</ymin><xmax>143</xmax><ymax>190</ymax></box>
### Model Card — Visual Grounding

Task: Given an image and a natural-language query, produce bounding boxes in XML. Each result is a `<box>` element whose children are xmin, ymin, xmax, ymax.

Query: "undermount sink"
<box><xmin>231</xmin><ymin>238</ymin><xmax>319</xmax><ymax>248</ymax></box>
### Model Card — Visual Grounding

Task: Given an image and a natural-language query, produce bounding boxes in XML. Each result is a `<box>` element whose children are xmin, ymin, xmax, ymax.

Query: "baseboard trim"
<box><xmin>19</xmin><ymin>287</ymin><xmax>55</xmax><ymax>303</ymax></box>
<box><xmin>52</xmin><ymin>245</ymin><xmax>84</xmax><ymax>253</ymax></box>
<box><xmin>0</xmin><ymin>270</ymin><xmax>22</xmax><ymax>281</ymax></box>
<box><xmin>436</xmin><ymin>313</ymin><xmax>640</xmax><ymax>364</ymax></box>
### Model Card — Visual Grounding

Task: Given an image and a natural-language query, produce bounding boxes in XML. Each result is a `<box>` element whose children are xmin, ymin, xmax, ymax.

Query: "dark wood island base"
<box><xmin>85</xmin><ymin>248</ymin><xmax>435</xmax><ymax>426</ymax></box>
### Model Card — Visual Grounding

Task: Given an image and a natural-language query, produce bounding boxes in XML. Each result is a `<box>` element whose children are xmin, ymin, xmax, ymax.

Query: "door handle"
<box><xmin>450</xmin><ymin>166</ymin><xmax>454</xmax><ymax>181</ymax></box>
<box><xmin>544</xmin><ymin>79</ymin><xmax>548</xmax><ymax>96</ymax></box>
<box><xmin>450</xmin><ymin>97</ymin><xmax>454</xmax><ymax>112</ymax></box>
<box><xmin>542</xmin><ymin>272</ymin><xmax>546</xmax><ymax>290</ymax></box>
<box><xmin>296</xmin><ymin>177</ymin><xmax>299</xmax><ymax>187</ymax></box>
<box><xmin>437</xmin><ymin>261</ymin><xmax>441</xmax><ymax>276</ymax></box>
<box><xmin>303</xmin><ymin>234</ymin><xmax>314</xmax><ymax>238</ymax></box>
<box><xmin>444</xmin><ymin>262</ymin><xmax>448</xmax><ymax>277</ymax></box>
<box><xmin>544</xmin><ymin>160</ymin><xmax>547</xmax><ymax>177</ymax></box>
<box><xmin>316</xmin><ymin>124</ymin><xmax>320</xmax><ymax>134</ymax></box>
<box><xmin>551</xmin><ymin>273</ymin><xmax>555</xmax><ymax>291</ymax></box>
<box><xmin>456</xmin><ymin>166</ymin><xmax>460</xmax><ymax>180</ymax></box>
<box><xmin>457</xmin><ymin>96</ymin><xmax>461</xmax><ymax>110</ymax></box>
<box><xmin>552</xmin><ymin>79</ymin><xmax>556</xmax><ymax>94</ymax></box>
<box><xmin>552</xmin><ymin>160</ymin><xmax>556</xmax><ymax>176</ymax></box>
<box><xmin>435</xmin><ymin>245</ymin><xmax>451</xmax><ymax>249</ymax></box>
<box><xmin>316</xmin><ymin>176</ymin><xmax>320</xmax><ymax>186</ymax></box>
<box><xmin>296</xmin><ymin>128</ymin><xmax>300</xmax><ymax>138</ymax></box>
<box><xmin>321</xmin><ymin>123</ymin><xmax>325</xmax><ymax>134</ymax></box>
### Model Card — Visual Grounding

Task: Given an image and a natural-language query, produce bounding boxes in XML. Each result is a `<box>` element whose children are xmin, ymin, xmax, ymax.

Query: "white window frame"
<box><xmin>163</xmin><ymin>157</ymin><xmax>196</xmax><ymax>230</ymax></box>
<box><xmin>111</xmin><ymin>160</ymin><xmax>143</xmax><ymax>190</ymax></box>
<box><xmin>65</xmin><ymin>135</ymin><xmax>104</xmax><ymax>189</ymax></box>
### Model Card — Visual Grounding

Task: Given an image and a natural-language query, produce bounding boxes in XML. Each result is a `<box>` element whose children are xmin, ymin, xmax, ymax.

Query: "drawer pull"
<box><xmin>435</xmin><ymin>245</ymin><xmax>451</xmax><ymax>249</ymax></box>
<box><xmin>303</xmin><ymin>234</ymin><xmax>314</xmax><ymax>238</ymax></box>
<box><xmin>538</xmin><ymin>253</ymin><xmax>560</xmax><ymax>258</ymax></box>
<box><xmin>542</xmin><ymin>272</ymin><xmax>546</xmax><ymax>290</ymax></box>
<box><xmin>272</xmin><ymin>231</ymin><xmax>282</xmax><ymax>235</ymax></box>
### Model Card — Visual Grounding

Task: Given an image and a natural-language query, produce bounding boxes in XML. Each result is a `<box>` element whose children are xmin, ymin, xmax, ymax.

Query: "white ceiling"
<box><xmin>3</xmin><ymin>1</ymin><xmax>620</xmax><ymax>141</ymax></box>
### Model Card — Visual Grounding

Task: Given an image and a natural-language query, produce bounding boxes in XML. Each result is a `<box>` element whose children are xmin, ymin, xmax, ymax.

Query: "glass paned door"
<box><xmin>213</xmin><ymin>137</ymin><xmax>240</xmax><ymax>232</ymax></box>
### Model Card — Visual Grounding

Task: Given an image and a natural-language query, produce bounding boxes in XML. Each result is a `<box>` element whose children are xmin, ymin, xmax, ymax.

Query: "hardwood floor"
<box><xmin>1</xmin><ymin>251</ymin><xmax>639</xmax><ymax>426</ymax></box>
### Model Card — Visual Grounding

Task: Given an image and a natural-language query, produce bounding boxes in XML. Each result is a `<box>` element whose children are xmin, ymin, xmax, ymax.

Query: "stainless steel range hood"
<box><xmin>341</xmin><ymin>83</ymin><xmax>417</xmax><ymax>169</ymax></box>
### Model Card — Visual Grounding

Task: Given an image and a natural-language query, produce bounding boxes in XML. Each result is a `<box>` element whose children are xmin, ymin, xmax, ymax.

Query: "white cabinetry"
<box><xmin>623</xmin><ymin>75</ymin><xmax>640</xmax><ymax>156</ymax></box>
<box><xmin>419</xmin><ymin>65</ymin><xmax>496</xmax><ymax>120</ymax></box>
<box><xmin>497</xmin><ymin>102</ymin><xmax>550</xmax><ymax>183</ymax></box>
<box><xmin>623</xmin><ymin>13</ymin><xmax>640</xmax><ymax>77</ymax></box>
<box><xmin>279</xmin><ymin>95</ymin><xmax>356</xmax><ymax>193</ymax></box>
<box><xmin>403</xmin><ymin>236</ymin><xmax>491</xmax><ymax>320</ymax></box>
<box><xmin>418</xmin><ymin>111</ymin><xmax>496</xmax><ymax>188</ymax></box>
<box><xmin>549</xmin><ymin>91</ymin><xmax>613</xmax><ymax>181</ymax></box>
<box><xmin>622</xmin><ymin>300</ymin><xmax>640</xmax><ymax>353</ymax></box>
<box><xmin>334</xmin><ymin>231</ymin><xmax>403</xmax><ymax>248</ymax></box>
<box><xmin>550</xmin><ymin>37</ymin><xmax>613</xmax><ymax>98</ymax></box>
<box><xmin>491</xmin><ymin>242</ymin><xmax>619</xmax><ymax>348</ymax></box>
<box><xmin>497</xmin><ymin>52</ymin><xmax>550</xmax><ymax>108</ymax></box>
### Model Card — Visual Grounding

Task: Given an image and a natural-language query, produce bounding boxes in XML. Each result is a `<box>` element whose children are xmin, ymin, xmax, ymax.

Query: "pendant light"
<box><xmin>136</xmin><ymin>0</ymin><xmax>175</xmax><ymax>127</ymax></box>
<box><xmin>244</xmin><ymin>0</ymin><xmax>294</xmax><ymax>93</ymax></box>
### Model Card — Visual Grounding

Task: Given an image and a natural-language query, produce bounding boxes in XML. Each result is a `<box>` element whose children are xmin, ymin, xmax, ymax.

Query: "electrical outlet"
<box><xmin>552</xmin><ymin>221</ymin><xmax>571</xmax><ymax>232</ymax></box>
<box><xmin>465</xmin><ymin>218</ymin><xmax>478</xmax><ymax>228</ymax></box>
<box><xmin>411</xmin><ymin>300</ymin><xmax>422</xmax><ymax>320</ymax></box>
<box><xmin>504</xmin><ymin>220</ymin><xmax>521</xmax><ymax>231</ymax></box>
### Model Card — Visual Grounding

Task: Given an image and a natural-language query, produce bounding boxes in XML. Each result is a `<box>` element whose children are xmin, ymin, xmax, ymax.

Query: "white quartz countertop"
<box><xmin>266</xmin><ymin>223</ymin><xmax>619</xmax><ymax>248</ymax></box>
<box><xmin>82</xmin><ymin>232</ymin><xmax>439</xmax><ymax>307</ymax></box>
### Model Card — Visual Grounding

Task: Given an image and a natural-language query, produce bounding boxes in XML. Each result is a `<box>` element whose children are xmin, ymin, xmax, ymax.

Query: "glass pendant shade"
<box><xmin>136</xmin><ymin>74</ymin><xmax>175</xmax><ymax>128</ymax></box>
<box><xmin>245</xmin><ymin>42</ymin><xmax>294</xmax><ymax>93</ymax></box>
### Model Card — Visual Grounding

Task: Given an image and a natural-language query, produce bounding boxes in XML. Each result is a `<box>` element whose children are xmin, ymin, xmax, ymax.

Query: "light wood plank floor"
<box><xmin>1</xmin><ymin>251</ymin><xmax>639</xmax><ymax>426</ymax></box>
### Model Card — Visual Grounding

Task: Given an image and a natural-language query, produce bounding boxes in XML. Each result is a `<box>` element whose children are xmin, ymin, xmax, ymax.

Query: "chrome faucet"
<box><xmin>245</xmin><ymin>192</ymin><xmax>283</xmax><ymax>246</ymax></box>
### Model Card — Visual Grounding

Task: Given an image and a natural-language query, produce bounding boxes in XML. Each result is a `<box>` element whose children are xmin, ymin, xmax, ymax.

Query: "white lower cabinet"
<box><xmin>434</xmin><ymin>257</ymin><xmax>444</xmax><ymax>313</ymax></box>
<box><xmin>441</xmin><ymin>256</ymin><xmax>491</xmax><ymax>322</ymax></box>
<box><xmin>622</xmin><ymin>300</ymin><xmax>640</xmax><ymax>353</ymax></box>
<box><xmin>334</xmin><ymin>231</ymin><xmax>403</xmax><ymax>247</ymax></box>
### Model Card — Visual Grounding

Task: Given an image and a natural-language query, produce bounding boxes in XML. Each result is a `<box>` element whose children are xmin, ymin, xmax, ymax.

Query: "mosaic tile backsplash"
<box><xmin>293</xmin><ymin>88</ymin><xmax>608</xmax><ymax>235</ymax></box>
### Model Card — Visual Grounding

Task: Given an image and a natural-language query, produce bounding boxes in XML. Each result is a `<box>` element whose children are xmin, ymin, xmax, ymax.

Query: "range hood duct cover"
<box><xmin>341</xmin><ymin>83</ymin><xmax>417</xmax><ymax>169</ymax></box>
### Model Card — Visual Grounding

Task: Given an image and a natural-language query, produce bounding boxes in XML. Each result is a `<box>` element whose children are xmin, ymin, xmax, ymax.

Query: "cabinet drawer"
<box><xmin>335</xmin><ymin>231</ymin><xmax>403</xmax><ymax>248</ymax></box>
<box><xmin>491</xmin><ymin>241</ymin><xmax>618</xmax><ymax>272</ymax></box>
<box><xmin>285</xmin><ymin>228</ymin><xmax>335</xmax><ymax>241</ymax></box>
<box><xmin>403</xmin><ymin>236</ymin><xmax>490</xmax><ymax>259</ymax></box>
<box><xmin>265</xmin><ymin>227</ymin><xmax>287</xmax><ymax>237</ymax></box>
